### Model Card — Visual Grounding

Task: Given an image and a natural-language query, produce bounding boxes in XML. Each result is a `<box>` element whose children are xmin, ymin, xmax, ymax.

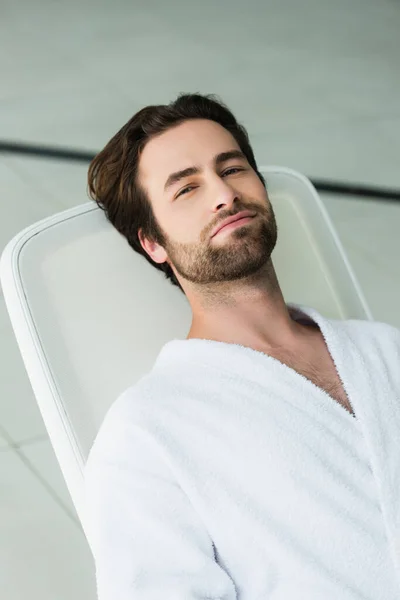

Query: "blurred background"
<box><xmin>1</xmin><ymin>0</ymin><xmax>399</xmax><ymax>598</ymax></box>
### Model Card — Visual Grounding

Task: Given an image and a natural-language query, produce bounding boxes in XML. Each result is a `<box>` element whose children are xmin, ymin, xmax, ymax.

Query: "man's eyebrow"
<box><xmin>163</xmin><ymin>150</ymin><xmax>246</xmax><ymax>192</ymax></box>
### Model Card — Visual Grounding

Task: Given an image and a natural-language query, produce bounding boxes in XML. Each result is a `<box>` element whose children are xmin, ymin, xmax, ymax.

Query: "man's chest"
<box><xmin>295</xmin><ymin>359</ymin><xmax>353</xmax><ymax>416</ymax></box>
<box><xmin>268</xmin><ymin>336</ymin><xmax>355</xmax><ymax>417</ymax></box>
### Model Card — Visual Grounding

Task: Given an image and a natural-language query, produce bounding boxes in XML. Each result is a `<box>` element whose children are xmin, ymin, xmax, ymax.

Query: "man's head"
<box><xmin>88</xmin><ymin>93</ymin><xmax>278</xmax><ymax>296</ymax></box>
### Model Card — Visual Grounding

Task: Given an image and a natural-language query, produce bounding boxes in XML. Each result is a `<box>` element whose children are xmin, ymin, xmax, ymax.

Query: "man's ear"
<box><xmin>138</xmin><ymin>229</ymin><xmax>168</xmax><ymax>265</ymax></box>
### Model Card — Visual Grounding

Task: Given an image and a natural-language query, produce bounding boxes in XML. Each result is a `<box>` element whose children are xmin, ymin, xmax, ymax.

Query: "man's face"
<box><xmin>138</xmin><ymin>118</ymin><xmax>278</xmax><ymax>286</ymax></box>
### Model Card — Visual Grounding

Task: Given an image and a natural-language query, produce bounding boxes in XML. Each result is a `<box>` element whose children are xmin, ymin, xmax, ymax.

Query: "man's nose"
<box><xmin>210</xmin><ymin>175</ymin><xmax>241</xmax><ymax>211</ymax></box>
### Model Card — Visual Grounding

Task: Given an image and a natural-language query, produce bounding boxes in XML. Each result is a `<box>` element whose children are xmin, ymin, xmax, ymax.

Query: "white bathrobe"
<box><xmin>84</xmin><ymin>303</ymin><xmax>400</xmax><ymax>599</ymax></box>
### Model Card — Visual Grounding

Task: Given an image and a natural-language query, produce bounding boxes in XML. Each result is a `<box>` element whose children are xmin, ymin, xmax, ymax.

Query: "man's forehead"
<box><xmin>139</xmin><ymin>120</ymin><xmax>239</xmax><ymax>184</ymax></box>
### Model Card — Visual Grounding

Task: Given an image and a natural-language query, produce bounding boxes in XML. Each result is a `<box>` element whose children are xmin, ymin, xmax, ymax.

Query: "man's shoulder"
<box><xmin>85</xmin><ymin>373</ymin><xmax>160</xmax><ymax>462</ymax></box>
<box><xmin>339</xmin><ymin>316</ymin><xmax>400</xmax><ymax>361</ymax></box>
<box><xmin>342</xmin><ymin>316</ymin><xmax>399</xmax><ymax>338</ymax></box>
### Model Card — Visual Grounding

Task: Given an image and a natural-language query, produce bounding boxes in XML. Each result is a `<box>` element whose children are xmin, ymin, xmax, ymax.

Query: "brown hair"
<box><xmin>87</xmin><ymin>92</ymin><xmax>266</xmax><ymax>294</ymax></box>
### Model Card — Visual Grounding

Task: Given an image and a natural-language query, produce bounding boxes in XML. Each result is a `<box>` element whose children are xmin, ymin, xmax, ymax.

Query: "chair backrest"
<box><xmin>0</xmin><ymin>166</ymin><xmax>372</xmax><ymax>525</ymax></box>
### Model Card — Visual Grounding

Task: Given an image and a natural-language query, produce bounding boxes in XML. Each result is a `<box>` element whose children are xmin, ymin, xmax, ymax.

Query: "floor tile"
<box><xmin>1</xmin><ymin>157</ymin><xmax>92</xmax><ymax>211</ymax></box>
<box><xmin>0</xmin><ymin>427</ymin><xmax>10</xmax><ymax>450</ymax></box>
<box><xmin>0</xmin><ymin>291</ymin><xmax>49</xmax><ymax>444</ymax></box>
<box><xmin>253</xmin><ymin>117</ymin><xmax>400</xmax><ymax>190</ymax></box>
<box><xmin>18</xmin><ymin>436</ymin><xmax>80</xmax><ymax>523</ymax></box>
<box><xmin>0</xmin><ymin>447</ymin><xmax>95</xmax><ymax>600</ymax></box>
<box><xmin>0</xmin><ymin>159</ymin><xmax>62</xmax><ymax>253</ymax></box>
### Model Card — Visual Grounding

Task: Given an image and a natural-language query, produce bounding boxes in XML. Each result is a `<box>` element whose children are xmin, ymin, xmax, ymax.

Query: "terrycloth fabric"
<box><xmin>84</xmin><ymin>303</ymin><xmax>400</xmax><ymax>599</ymax></box>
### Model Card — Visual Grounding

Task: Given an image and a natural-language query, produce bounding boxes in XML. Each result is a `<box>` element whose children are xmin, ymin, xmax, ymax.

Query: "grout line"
<box><xmin>0</xmin><ymin>424</ymin><xmax>48</xmax><ymax>449</ymax></box>
<box><xmin>0</xmin><ymin>422</ymin><xmax>16</xmax><ymax>445</ymax></box>
<box><xmin>0</xmin><ymin>424</ymin><xmax>82</xmax><ymax>529</ymax></box>
<box><xmin>11</xmin><ymin>444</ymin><xmax>82</xmax><ymax>528</ymax></box>
<box><xmin>0</xmin><ymin>433</ymin><xmax>49</xmax><ymax>453</ymax></box>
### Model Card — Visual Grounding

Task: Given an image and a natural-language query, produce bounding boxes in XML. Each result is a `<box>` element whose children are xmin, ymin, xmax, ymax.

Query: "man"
<box><xmin>85</xmin><ymin>93</ymin><xmax>400</xmax><ymax>599</ymax></box>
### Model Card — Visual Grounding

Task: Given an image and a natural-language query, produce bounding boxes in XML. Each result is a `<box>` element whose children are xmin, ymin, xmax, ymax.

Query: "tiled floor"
<box><xmin>0</xmin><ymin>431</ymin><xmax>95</xmax><ymax>599</ymax></box>
<box><xmin>1</xmin><ymin>0</ymin><xmax>400</xmax><ymax>597</ymax></box>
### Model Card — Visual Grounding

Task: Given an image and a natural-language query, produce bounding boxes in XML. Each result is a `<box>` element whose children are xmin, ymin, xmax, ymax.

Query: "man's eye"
<box><xmin>176</xmin><ymin>168</ymin><xmax>244</xmax><ymax>198</ymax></box>
<box><xmin>176</xmin><ymin>185</ymin><xmax>195</xmax><ymax>198</ymax></box>
<box><xmin>222</xmin><ymin>167</ymin><xmax>243</xmax><ymax>176</ymax></box>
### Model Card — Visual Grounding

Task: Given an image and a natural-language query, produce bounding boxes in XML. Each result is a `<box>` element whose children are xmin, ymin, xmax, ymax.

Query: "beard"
<box><xmin>162</xmin><ymin>203</ymin><xmax>278</xmax><ymax>286</ymax></box>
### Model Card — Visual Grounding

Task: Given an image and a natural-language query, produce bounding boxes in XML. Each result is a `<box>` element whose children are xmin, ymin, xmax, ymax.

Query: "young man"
<box><xmin>85</xmin><ymin>93</ymin><xmax>400</xmax><ymax>599</ymax></box>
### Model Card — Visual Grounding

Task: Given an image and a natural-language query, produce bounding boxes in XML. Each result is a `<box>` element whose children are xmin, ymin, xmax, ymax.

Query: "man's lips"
<box><xmin>211</xmin><ymin>211</ymin><xmax>256</xmax><ymax>237</ymax></box>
